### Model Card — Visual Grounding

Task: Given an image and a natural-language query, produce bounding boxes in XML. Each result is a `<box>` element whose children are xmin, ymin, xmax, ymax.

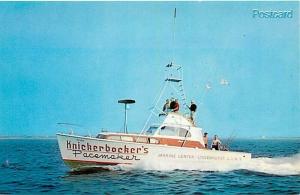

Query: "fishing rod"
<box><xmin>223</xmin><ymin>130</ymin><xmax>237</xmax><ymax>151</ymax></box>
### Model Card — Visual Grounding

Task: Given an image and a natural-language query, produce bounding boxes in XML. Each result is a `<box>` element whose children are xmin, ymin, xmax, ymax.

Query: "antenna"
<box><xmin>172</xmin><ymin>8</ymin><xmax>177</xmax><ymax>63</ymax></box>
<box><xmin>118</xmin><ymin>99</ymin><xmax>136</xmax><ymax>134</ymax></box>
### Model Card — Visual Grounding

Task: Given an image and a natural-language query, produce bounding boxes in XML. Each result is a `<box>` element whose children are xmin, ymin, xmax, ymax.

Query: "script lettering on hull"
<box><xmin>65</xmin><ymin>140</ymin><xmax>148</xmax><ymax>161</ymax></box>
<box><xmin>72</xmin><ymin>150</ymin><xmax>140</xmax><ymax>161</ymax></box>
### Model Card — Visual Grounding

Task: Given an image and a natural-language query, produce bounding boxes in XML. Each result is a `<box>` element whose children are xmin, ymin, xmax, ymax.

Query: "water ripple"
<box><xmin>0</xmin><ymin>139</ymin><xmax>299</xmax><ymax>194</ymax></box>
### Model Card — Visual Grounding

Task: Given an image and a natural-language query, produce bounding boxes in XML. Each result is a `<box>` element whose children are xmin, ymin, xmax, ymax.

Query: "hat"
<box><xmin>204</xmin><ymin>132</ymin><xmax>208</xmax><ymax>135</ymax></box>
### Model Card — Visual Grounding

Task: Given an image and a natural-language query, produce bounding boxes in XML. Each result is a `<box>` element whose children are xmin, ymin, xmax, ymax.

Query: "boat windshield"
<box><xmin>146</xmin><ymin>125</ymin><xmax>159</xmax><ymax>135</ymax></box>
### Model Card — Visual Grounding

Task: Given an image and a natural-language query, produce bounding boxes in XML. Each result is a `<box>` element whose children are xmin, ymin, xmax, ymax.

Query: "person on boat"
<box><xmin>169</xmin><ymin>98</ymin><xmax>176</xmax><ymax>110</ymax></box>
<box><xmin>163</xmin><ymin>99</ymin><xmax>170</xmax><ymax>113</ymax></box>
<box><xmin>211</xmin><ymin>135</ymin><xmax>222</xmax><ymax>150</ymax></box>
<box><xmin>172</xmin><ymin>99</ymin><xmax>179</xmax><ymax>112</ymax></box>
<box><xmin>203</xmin><ymin>132</ymin><xmax>208</xmax><ymax>149</ymax></box>
<box><xmin>159</xmin><ymin>99</ymin><xmax>171</xmax><ymax>116</ymax></box>
<box><xmin>188</xmin><ymin>101</ymin><xmax>197</xmax><ymax>121</ymax></box>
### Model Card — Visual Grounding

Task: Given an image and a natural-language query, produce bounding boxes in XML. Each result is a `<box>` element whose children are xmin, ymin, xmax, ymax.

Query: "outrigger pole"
<box><xmin>172</xmin><ymin>8</ymin><xmax>176</xmax><ymax>63</ymax></box>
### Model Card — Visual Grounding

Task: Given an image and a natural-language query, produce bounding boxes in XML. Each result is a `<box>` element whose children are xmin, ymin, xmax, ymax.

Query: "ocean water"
<box><xmin>0</xmin><ymin>138</ymin><xmax>299</xmax><ymax>194</ymax></box>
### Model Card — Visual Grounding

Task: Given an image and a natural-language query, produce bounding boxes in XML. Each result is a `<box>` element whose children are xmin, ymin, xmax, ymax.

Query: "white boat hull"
<box><xmin>57</xmin><ymin>133</ymin><xmax>251</xmax><ymax>171</ymax></box>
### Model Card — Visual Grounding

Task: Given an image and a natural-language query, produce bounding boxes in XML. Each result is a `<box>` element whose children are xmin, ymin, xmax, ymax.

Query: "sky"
<box><xmin>0</xmin><ymin>2</ymin><xmax>299</xmax><ymax>138</ymax></box>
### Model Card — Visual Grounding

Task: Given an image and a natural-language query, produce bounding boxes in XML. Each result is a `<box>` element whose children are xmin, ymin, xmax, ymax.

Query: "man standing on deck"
<box><xmin>203</xmin><ymin>132</ymin><xmax>208</xmax><ymax>148</ymax></box>
<box><xmin>211</xmin><ymin>135</ymin><xmax>222</xmax><ymax>150</ymax></box>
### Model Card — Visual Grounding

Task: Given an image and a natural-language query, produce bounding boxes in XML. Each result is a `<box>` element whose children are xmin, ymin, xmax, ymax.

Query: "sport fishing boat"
<box><xmin>57</xmin><ymin>111</ymin><xmax>251</xmax><ymax>170</ymax></box>
<box><xmin>57</xmin><ymin>9</ymin><xmax>251</xmax><ymax>171</ymax></box>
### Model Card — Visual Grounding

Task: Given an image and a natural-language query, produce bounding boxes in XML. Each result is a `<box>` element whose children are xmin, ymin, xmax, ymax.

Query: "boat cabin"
<box><xmin>98</xmin><ymin>112</ymin><xmax>206</xmax><ymax>149</ymax></box>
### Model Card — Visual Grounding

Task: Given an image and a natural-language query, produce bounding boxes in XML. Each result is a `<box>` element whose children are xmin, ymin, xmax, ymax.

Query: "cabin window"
<box><xmin>159</xmin><ymin>126</ymin><xmax>191</xmax><ymax>137</ymax></box>
<box><xmin>136</xmin><ymin>137</ymin><xmax>148</xmax><ymax>143</ymax></box>
<box><xmin>120</xmin><ymin>136</ymin><xmax>134</xmax><ymax>142</ymax></box>
<box><xmin>149</xmin><ymin>138</ymin><xmax>159</xmax><ymax>144</ymax></box>
<box><xmin>178</xmin><ymin>129</ymin><xmax>191</xmax><ymax>137</ymax></box>
<box><xmin>159</xmin><ymin>126</ymin><xmax>176</xmax><ymax>136</ymax></box>
<box><xmin>107</xmin><ymin>135</ymin><xmax>121</xmax><ymax>141</ymax></box>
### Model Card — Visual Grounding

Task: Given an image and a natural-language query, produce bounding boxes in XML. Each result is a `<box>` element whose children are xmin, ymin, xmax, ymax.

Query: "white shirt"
<box><xmin>212</xmin><ymin>138</ymin><xmax>221</xmax><ymax>146</ymax></box>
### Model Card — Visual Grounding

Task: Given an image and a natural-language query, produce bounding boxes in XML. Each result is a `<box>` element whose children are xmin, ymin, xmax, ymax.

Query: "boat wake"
<box><xmin>241</xmin><ymin>153</ymin><xmax>300</xmax><ymax>176</ymax></box>
<box><xmin>112</xmin><ymin>153</ymin><xmax>300</xmax><ymax>176</ymax></box>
